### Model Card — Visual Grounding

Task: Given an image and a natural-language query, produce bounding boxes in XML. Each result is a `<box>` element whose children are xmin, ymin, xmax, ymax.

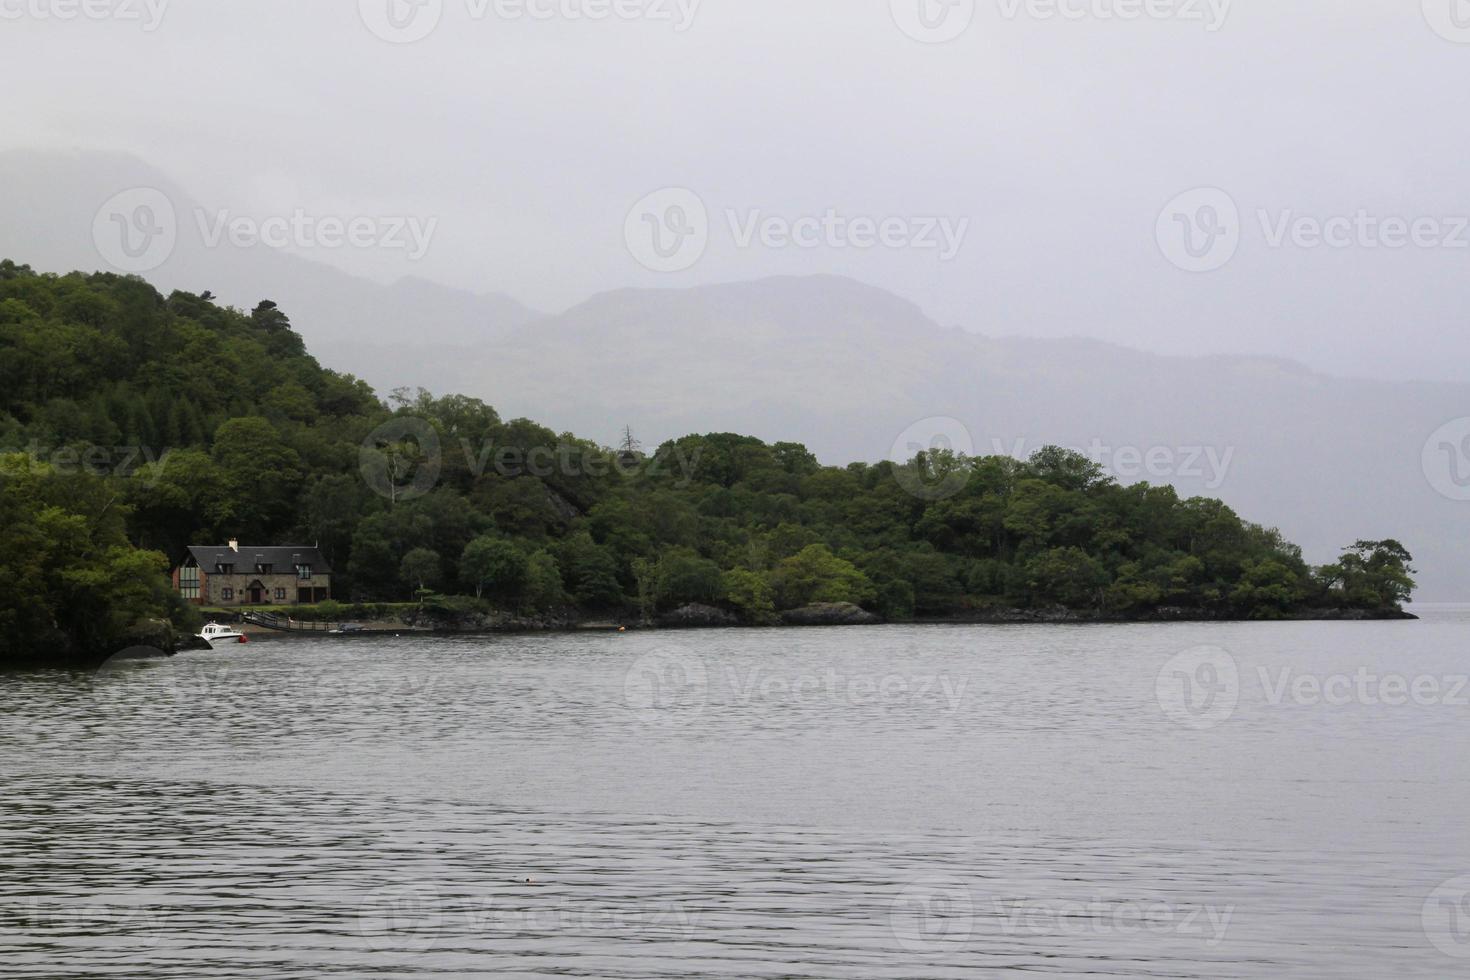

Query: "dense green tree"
<box><xmin>460</xmin><ymin>536</ymin><xmax>527</xmax><ymax>600</ymax></box>
<box><xmin>522</xmin><ymin>550</ymin><xmax>569</xmax><ymax>613</ymax></box>
<box><xmin>0</xmin><ymin>453</ymin><xmax>172</xmax><ymax>664</ymax></box>
<box><xmin>1324</xmin><ymin>540</ymin><xmax>1416</xmax><ymax>610</ymax></box>
<box><xmin>0</xmin><ymin>264</ymin><xmax>1418</xmax><ymax>659</ymax></box>
<box><xmin>211</xmin><ymin>416</ymin><xmax>302</xmax><ymax>538</ymax></box>
<box><xmin>1024</xmin><ymin>547</ymin><xmax>1108</xmax><ymax>608</ymax></box>
<box><xmin>770</xmin><ymin>545</ymin><xmax>878</xmax><ymax>609</ymax></box>
<box><xmin>724</xmin><ymin>567</ymin><xmax>776</xmax><ymax>624</ymax></box>
<box><xmin>400</xmin><ymin>547</ymin><xmax>443</xmax><ymax>597</ymax></box>
<box><xmin>555</xmin><ymin>532</ymin><xmax>624</xmax><ymax>608</ymax></box>
<box><xmin>653</xmin><ymin>548</ymin><xmax>726</xmax><ymax>610</ymax></box>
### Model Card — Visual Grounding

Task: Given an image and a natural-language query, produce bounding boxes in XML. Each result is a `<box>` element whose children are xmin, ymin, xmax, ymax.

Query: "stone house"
<box><xmin>174</xmin><ymin>538</ymin><xmax>332</xmax><ymax>606</ymax></box>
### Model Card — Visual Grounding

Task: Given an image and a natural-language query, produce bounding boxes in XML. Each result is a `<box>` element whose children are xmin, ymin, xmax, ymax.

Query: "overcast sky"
<box><xmin>3</xmin><ymin>0</ymin><xmax>1469</xmax><ymax>381</ymax></box>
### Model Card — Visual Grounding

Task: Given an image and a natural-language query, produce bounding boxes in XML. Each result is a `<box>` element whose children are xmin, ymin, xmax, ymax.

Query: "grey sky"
<box><xmin>3</xmin><ymin>0</ymin><xmax>1468</xmax><ymax>380</ymax></box>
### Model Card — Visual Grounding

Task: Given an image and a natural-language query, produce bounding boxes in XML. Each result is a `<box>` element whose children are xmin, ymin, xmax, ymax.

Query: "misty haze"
<box><xmin>2</xmin><ymin>2</ymin><xmax>1469</xmax><ymax>978</ymax></box>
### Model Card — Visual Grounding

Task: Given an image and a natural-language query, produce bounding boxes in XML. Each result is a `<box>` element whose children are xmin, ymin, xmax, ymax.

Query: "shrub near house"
<box><xmin>175</xmin><ymin>539</ymin><xmax>331</xmax><ymax>606</ymax></box>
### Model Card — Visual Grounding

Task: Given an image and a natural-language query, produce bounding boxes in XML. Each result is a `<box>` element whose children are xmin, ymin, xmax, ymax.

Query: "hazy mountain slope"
<box><xmin>1</xmin><ymin>150</ymin><xmax>1464</xmax><ymax>596</ymax></box>
<box><xmin>450</xmin><ymin>277</ymin><xmax>1469</xmax><ymax>599</ymax></box>
<box><xmin>0</xmin><ymin>149</ymin><xmax>537</xmax><ymax>390</ymax></box>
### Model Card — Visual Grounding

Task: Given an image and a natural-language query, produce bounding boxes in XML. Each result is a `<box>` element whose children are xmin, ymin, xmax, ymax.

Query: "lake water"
<box><xmin>3</xmin><ymin>610</ymin><xmax>1469</xmax><ymax>977</ymax></box>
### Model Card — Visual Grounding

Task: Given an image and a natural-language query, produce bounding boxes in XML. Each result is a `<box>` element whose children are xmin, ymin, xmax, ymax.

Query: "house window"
<box><xmin>296</xmin><ymin>564</ymin><xmax>312</xmax><ymax>580</ymax></box>
<box><xmin>274</xmin><ymin>588</ymin><xmax>287</xmax><ymax>601</ymax></box>
<box><xmin>222</xmin><ymin>588</ymin><xmax>234</xmax><ymax>601</ymax></box>
<box><xmin>216</xmin><ymin>563</ymin><xmax>234</xmax><ymax>574</ymax></box>
<box><xmin>256</xmin><ymin>563</ymin><xmax>274</xmax><ymax>574</ymax></box>
<box><xmin>179</xmin><ymin>565</ymin><xmax>200</xmax><ymax>600</ymax></box>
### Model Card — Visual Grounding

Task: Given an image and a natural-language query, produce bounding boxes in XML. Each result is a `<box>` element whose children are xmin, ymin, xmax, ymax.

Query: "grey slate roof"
<box><xmin>185</xmin><ymin>545</ymin><xmax>332</xmax><ymax>575</ymax></box>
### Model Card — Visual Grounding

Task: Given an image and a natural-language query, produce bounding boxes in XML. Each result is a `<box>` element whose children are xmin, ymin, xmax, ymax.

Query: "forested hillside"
<box><xmin>0</xmin><ymin>262</ymin><xmax>1415</xmax><ymax>664</ymax></box>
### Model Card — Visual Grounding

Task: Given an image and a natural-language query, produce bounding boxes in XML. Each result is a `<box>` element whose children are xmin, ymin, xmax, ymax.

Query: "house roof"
<box><xmin>185</xmin><ymin>545</ymin><xmax>332</xmax><ymax>574</ymax></box>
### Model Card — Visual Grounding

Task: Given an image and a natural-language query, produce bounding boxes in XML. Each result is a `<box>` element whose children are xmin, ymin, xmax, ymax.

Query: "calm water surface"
<box><xmin>3</xmin><ymin>611</ymin><xmax>1469</xmax><ymax>977</ymax></box>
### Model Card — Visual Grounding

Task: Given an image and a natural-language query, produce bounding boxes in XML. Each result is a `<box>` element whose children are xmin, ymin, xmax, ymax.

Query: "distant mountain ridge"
<box><xmin>446</xmin><ymin>275</ymin><xmax>1469</xmax><ymax>600</ymax></box>
<box><xmin>1</xmin><ymin>150</ymin><xmax>1466</xmax><ymax>597</ymax></box>
<box><xmin>0</xmin><ymin>148</ymin><xmax>539</xmax><ymax>381</ymax></box>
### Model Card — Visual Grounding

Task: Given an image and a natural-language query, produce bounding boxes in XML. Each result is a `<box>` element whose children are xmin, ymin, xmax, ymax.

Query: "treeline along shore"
<box><xmin>0</xmin><ymin>261</ymin><xmax>1416</xmax><ymax>666</ymax></box>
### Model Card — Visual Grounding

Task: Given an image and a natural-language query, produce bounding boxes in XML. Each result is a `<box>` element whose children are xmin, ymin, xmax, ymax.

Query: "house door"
<box><xmin>248</xmin><ymin>580</ymin><xmax>266</xmax><ymax>604</ymax></box>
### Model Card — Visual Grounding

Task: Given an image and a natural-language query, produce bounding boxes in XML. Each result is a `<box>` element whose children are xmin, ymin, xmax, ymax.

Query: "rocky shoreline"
<box><xmin>15</xmin><ymin>602</ymin><xmax>1420</xmax><ymax>669</ymax></box>
<box><xmin>387</xmin><ymin>601</ymin><xmax>1417</xmax><ymax>635</ymax></box>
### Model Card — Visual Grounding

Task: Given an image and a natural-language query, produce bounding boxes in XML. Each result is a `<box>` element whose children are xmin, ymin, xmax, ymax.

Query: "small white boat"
<box><xmin>198</xmin><ymin>622</ymin><xmax>248</xmax><ymax>646</ymax></box>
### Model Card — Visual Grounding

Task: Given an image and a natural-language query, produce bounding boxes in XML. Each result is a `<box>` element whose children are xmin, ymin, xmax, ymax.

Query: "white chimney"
<box><xmin>228</xmin><ymin>538</ymin><xmax>239</xmax><ymax>552</ymax></box>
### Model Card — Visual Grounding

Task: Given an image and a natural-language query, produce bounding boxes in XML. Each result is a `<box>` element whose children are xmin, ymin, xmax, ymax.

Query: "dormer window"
<box><xmin>255</xmin><ymin>563</ymin><xmax>273</xmax><ymax>574</ymax></box>
<box><xmin>216</xmin><ymin>563</ymin><xmax>235</xmax><ymax>575</ymax></box>
<box><xmin>296</xmin><ymin>564</ymin><xmax>313</xmax><ymax>580</ymax></box>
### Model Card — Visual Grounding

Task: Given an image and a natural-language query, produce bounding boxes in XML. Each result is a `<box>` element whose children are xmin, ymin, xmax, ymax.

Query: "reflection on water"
<box><xmin>3</xmin><ymin>617</ymin><xmax>1468</xmax><ymax>977</ymax></box>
